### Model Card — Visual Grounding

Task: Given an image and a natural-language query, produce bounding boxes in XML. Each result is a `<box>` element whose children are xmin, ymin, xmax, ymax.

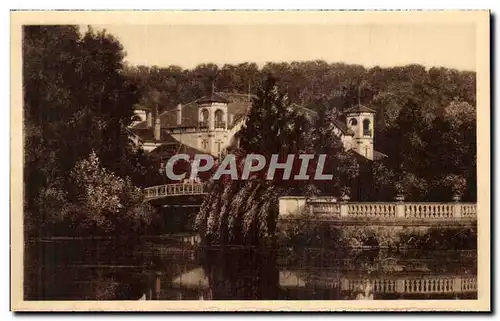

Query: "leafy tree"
<box><xmin>23</xmin><ymin>25</ymin><xmax>160</xmax><ymax>238</ymax></box>
<box><xmin>196</xmin><ymin>77</ymin><xmax>300</xmax><ymax>245</ymax></box>
<box><xmin>312</xmin><ymin>105</ymin><xmax>360</xmax><ymax>196</ymax></box>
<box><xmin>62</xmin><ymin>151</ymin><xmax>155</xmax><ymax>235</ymax></box>
<box><xmin>196</xmin><ymin>77</ymin><xmax>361</xmax><ymax>245</ymax></box>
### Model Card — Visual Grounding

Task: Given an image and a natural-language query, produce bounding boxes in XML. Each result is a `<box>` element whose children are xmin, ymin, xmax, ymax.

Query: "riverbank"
<box><xmin>277</xmin><ymin>219</ymin><xmax>477</xmax><ymax>250</ymax></box>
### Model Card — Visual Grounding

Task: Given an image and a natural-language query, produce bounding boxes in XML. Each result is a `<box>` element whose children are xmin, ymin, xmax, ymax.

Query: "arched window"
<box><xmin>200</xmin><ymin>109</ymin><xmax>209</xmax><ymax>128</ymax></box>
<box><xmin>349</xmin><ymin>118</ymin><xmax>358</xmax><ymax>126</ymax></box>
<box><xmin>201</xmin><ymin>109</ymin><xmax>209</xmax><ymax>121</ymax></box>
<box><xmin>214</xmin><ymin>109</ymin><xmax>225</xmax><ymax>129</ymax></box>
<box><xmin>363</xmin><ymin>119</ymin><xmax>371</xmax><ymax>137</ymax></box>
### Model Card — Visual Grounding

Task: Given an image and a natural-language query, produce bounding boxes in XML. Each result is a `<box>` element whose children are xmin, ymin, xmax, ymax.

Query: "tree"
<box><xmin>125</xmin><ymin>59</ymin><xmax>477</xmax><ymax>201</ymax></box>
<box><xmin>196</xmin><ymin>77</ymin><xmax>310</xmax><ymax>245</ymax></box>
<box><xmin>312</xmin><ymin>105</ymin><xmax>359</xmax><ymax>196</ymax></box>
<box><xmin>23</xmin><ymin>25</ymin><xmax>160</xmax><ymax>238</ymax></box>
<box><xmin>195</xmin><ymin>77</ymin><xmax>362</xmax><ymax>245</ymax></box>
<box><xmin>63</xmin><ymin>152</ymin><xmax>155</xmax><ymax>235</ymax></box>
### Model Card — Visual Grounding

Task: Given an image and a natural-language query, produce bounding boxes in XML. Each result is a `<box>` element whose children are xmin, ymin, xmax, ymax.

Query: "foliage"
<box><xmin>65</xmin><ymin>152</ymin><xmax>155</xmax><ymax>234</ymax></box>
<box><xmin>128</xmin><ymin>61</ymin><xmax>476</xmax><ymax>202</ymax></box>
<box><xmin>278</xmin><ymin>219</ymin><xmax>477</xmax><ymax>250</ymax></box>
<box><xmin>441</xmin><ymin>174</ymin><xmax>467</xmax><ymax>196</ymax></box>
<box><xmin>195</xmin><ymin>77</ymin><xmax>363</xmax><ymax>245</ymax></box>
<box><xmin>23</xmin><ymin>26</ymin><xmax>160</xmax><ymax>238</ymax></box>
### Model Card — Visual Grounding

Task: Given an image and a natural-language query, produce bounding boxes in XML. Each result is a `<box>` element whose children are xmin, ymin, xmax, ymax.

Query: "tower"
<box><xmin>197</xmin><ymin>93</ymin><xmax>230</xmax><ymax>156</ymax></box>
<box><xmin>343</xmin><ymin>104</ymin><xmax>376</xmax><ymax>160</ymax></box>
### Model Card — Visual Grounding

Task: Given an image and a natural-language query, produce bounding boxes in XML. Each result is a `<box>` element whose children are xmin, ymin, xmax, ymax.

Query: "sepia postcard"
<box><xmin>10</xmin><ymin>10</ymin><xmax>490</xmax><ymax>312</ymax></box>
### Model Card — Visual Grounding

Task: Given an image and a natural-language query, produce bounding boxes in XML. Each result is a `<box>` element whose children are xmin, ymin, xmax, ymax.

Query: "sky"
<box><xmin>87</xmin><ymin>23</ymin><xmax>476</xmax><ymax>71</ymax></box>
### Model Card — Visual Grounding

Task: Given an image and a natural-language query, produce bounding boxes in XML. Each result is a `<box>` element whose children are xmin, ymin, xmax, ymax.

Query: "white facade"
<box><xmin>346</xmin><ymin>111</ymin><xmax>375</xmax><ymax>160</ymax></box>
<box><xmin>130</xmin><ymin>95</ymin><xmax>376</xmax><ymax>161</ymax></box>
<box><xmin>197</xmin><ymin>102</ymin><xmax>229</xmax><ymax>156</ymax></box>
<box><xmin>165</xmin><ymin>103</ymin><xmax>375</xmax><ymax>160</ymax></box>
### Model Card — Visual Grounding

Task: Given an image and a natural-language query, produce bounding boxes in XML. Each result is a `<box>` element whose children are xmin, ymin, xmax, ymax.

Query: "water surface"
<box><xmin>24</xmin><ymin>236</ymin><xmax>477</xmax><ymax>300</ymax></box>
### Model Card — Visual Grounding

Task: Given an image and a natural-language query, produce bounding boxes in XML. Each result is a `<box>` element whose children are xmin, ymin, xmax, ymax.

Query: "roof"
<box><xmin>347</xmin><ymin>149</ymin><xmax>371</xmax><ymax>163</ymax></box>
<box><xmin>291</xmin><ymin>103</ymin><xmax>353</xmax><ymax>136</ymax></box>
<box><xmin>216</xmin><ymin>92</ymin><xmax>254</xmax><ymax>116</ymax></box>
<box><xmin>131</xmin><ymin>94</ymin><xmax>354</xmax><ymax>137</ymax></box>
<box><xmin>197</xmin><ymin>92</ymin><xmax>230</xmax><ymax>104</ymax></box>
<box><xmin>149</xmin><ymin>142</ymin><xmax>206</xmax><ymax>159</ymax></box>
<box><xmin>347</xmin><ymin>149</ymin><xmax>388</xmax><ymax>162</ymax></box>
<box><xmin>127</xmin><ymin>127</ymin><xmax>179</xmax><ymax>144</ymax></box>
<box><xmin>332</xmin><ymin>118</ymin><xmax>354</xmax><ymax>136</ymax></box>
<box><xmin>343</xmin><ymin>104</ymin><xmax>376</xmax><ymax>114</ymax></box>
<box><xmin>131</xmin><ymin>92</ymin><xmax>254</xmax><ymax>130</ymax></box>
<box><xmin>373</xmin><ymin>150</ymin><xmax>388</xmax><ymax>161</ymax></box>
<box><xmin>133</xmin><ymin>104</ymin><xmax>152</xmax><ymax>112</ymax></box>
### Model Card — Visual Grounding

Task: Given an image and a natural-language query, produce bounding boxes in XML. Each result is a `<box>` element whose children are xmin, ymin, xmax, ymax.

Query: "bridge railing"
<box><xmin>144</xmin><ymin>183</ymin><xmax>207</xmax><ymax>199</ymax></box>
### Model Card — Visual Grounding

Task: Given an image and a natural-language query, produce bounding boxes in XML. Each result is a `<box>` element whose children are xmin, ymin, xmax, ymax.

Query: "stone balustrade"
<box><xmin>404</xmin><ymin>203</ymin><xmax>454</xmax><ymax>218</ymax></box>
<box><xmin>279</xmin><ymin>196</ymin><xmax>477</xmax><ymax>221</ymax></box>
<box><xmin>461</xmin><ymin>204</ymin><xmax>477</xmax><ymax>217</ymax></box>
<box><xmin>348</xmin><ymin>203</ymin><xmax>396</xmax><ymax>218</ymax></box>
<box><xmin>340</xmin><ymin>276</ymin><xmax>477</xmax><ymax>294</ymax></box>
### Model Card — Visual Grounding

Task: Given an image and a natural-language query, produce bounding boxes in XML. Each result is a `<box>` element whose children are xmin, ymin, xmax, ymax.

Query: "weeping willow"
<box><xmin>195</xmin><ymin>76</ymin><xmax>347</xmax><ymax>246</ymax></box>
<box><xmin>195</xmin><ymin>178</ymin><xmax>278</xmax><ymax>246</ymax></box>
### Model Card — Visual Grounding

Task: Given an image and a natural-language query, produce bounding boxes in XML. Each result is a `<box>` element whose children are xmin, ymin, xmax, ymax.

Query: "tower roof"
<box><xmin>132</xmin><ymin>104</ymin><xmax>152</xmax><ymax>112</ymax></box>
<box><xmin>343</xmin><ymin>104</ymin><xmax>376</xmax><ymax>114</ymax></box>
<box><xmin>197</xmin><ymin>92</ymin><xmax>230</xmax><ymax>104</ymax></box>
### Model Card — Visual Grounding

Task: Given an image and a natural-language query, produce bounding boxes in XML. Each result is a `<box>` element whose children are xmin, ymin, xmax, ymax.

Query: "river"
<box><xmin>24</xmin><ymin>235</ymin><xmax>477</xmax><ymax>300</ymax></box>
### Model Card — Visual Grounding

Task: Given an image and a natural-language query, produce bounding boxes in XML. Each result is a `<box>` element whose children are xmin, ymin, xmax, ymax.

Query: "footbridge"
<box><xmin>144</xmin><ymin>183</ymin><xmax>207</xmax><ymax>207</ymax></box>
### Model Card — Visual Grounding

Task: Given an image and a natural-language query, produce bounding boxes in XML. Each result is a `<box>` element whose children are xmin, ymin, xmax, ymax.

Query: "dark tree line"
<box><xmin>127</xmin><ymin>61</ymin><xmax>476</xmax><ymax>202</ymax></box>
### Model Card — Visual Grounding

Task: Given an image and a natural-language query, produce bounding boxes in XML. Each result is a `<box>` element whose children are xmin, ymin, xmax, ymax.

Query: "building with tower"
<box><xmin>343</xmin><ymin>104</ymin><xmax>376</xmax><ymax>160</ymax></box>
<box><xmin>127</xmin><ymin>92</ymin><xmax>385</xmax><ymax>164</ymax></box>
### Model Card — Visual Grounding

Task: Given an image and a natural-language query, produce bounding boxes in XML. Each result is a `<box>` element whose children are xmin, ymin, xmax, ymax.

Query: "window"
<box><xmin>363</xmin><ymin>119</ymin><xmax>371</xmax><ymax>136</ymax></box>
<box><xmin>201</xmin><ymin>109</ymin><xmax>209</xmax><ymax>121</ymax></box>
<box><xmin>200</xmin><ymin>109</ymin><xmax>209</xmax><ymax>128</ymax></box>
<box><xmin>214</xmin><ymin>109</ymin><xmax>225</xmax><ymax>129</ymax></box>
<box><xmin>349</xmin><ymin>118</ymin><xmax>358</xmax><ymax>126</ymax></box>
<box><xmin>216</xmin><ymin>140</ymin><xmax>222</xmax><ymax>153</ymax></box>
<box><xmin>201</xmin><ymin>139</ymin><xmax>209</xmax><ymax>150</ymax></box>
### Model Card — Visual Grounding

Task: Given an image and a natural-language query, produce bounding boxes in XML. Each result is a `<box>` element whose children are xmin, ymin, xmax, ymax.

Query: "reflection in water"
<box><xmin>354</xmin><ymin>280</ymin><xmax>374</xmax><ymax>300</ymax></box>
<box><xmin>25</xmin><ymin>237</ymin><xmax>477</xmax><ymax>300</ymax></box>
